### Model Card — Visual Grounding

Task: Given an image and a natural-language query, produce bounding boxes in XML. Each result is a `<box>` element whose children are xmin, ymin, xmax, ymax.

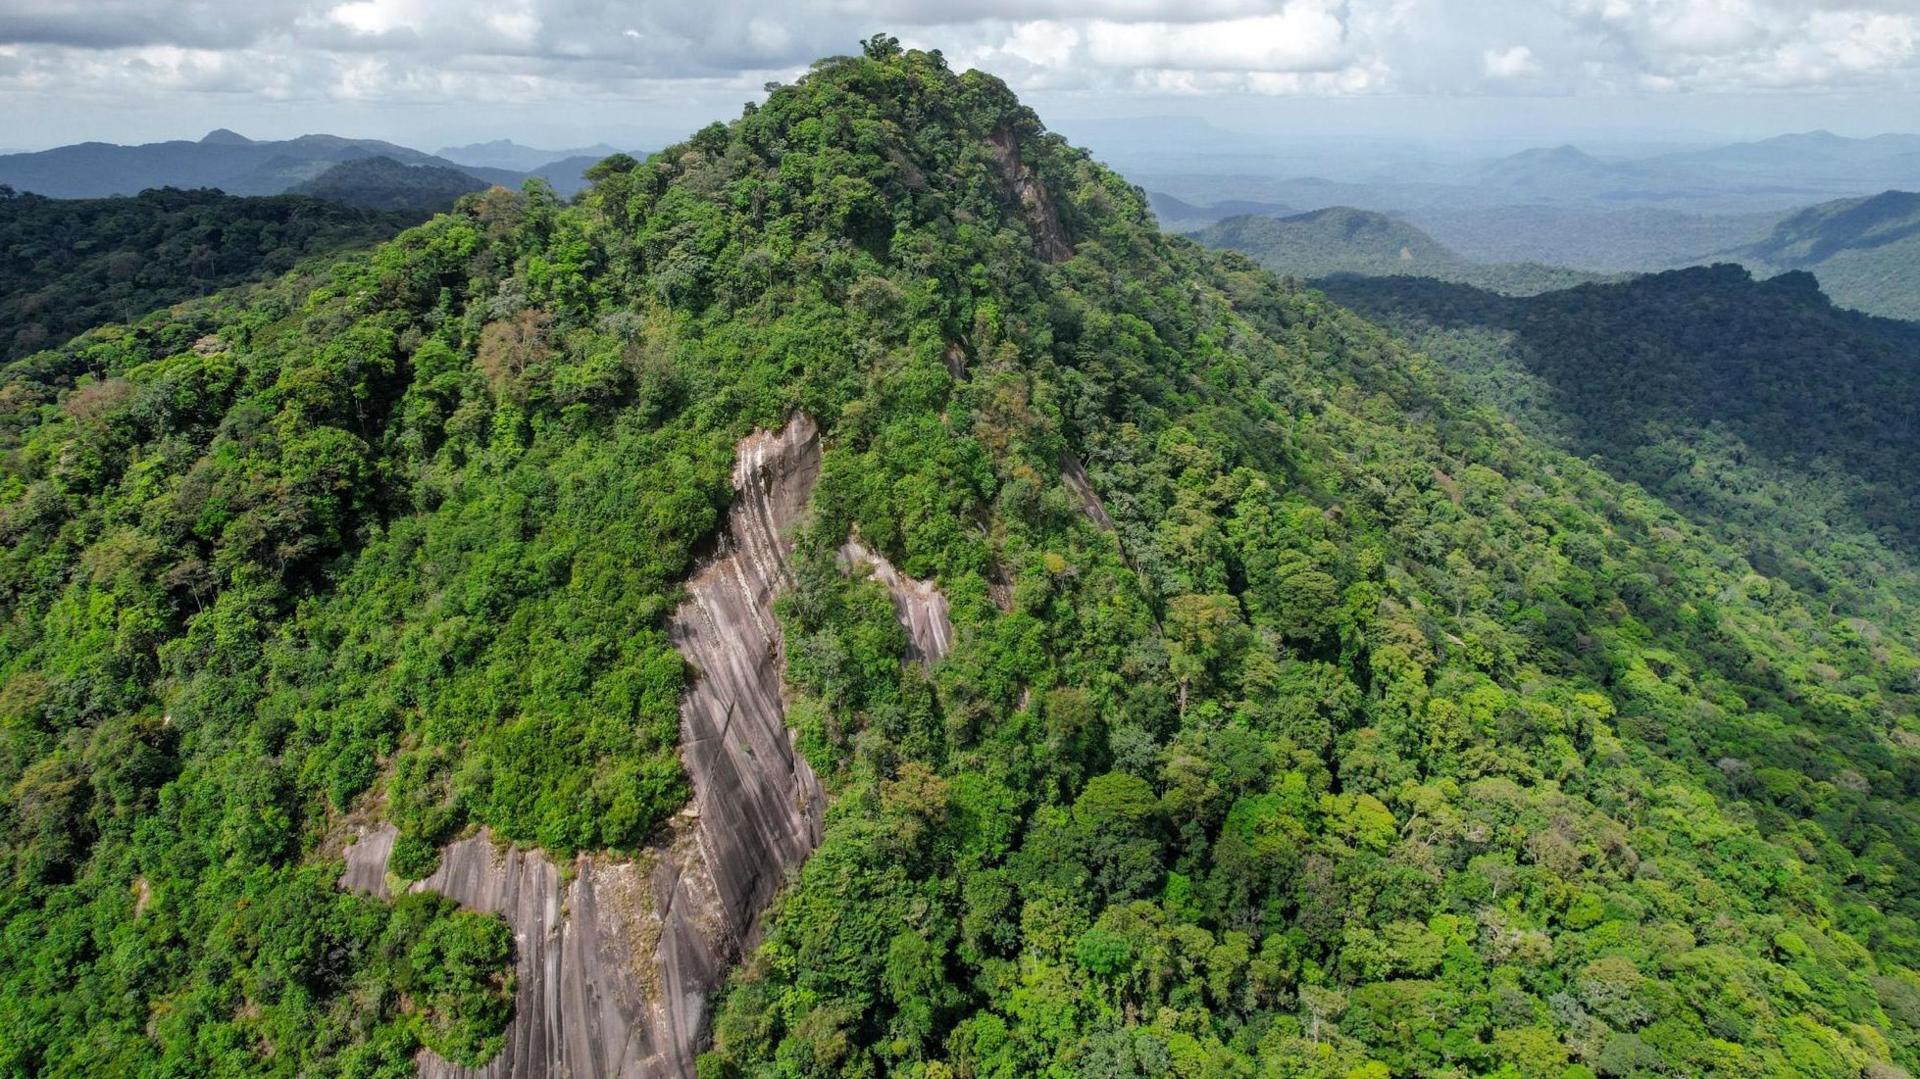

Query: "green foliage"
<box><xmin>666</xmin><ymin>48</ymin><xmax>1916</xmax><ymax>1079</ymax></box>
<box><xmin>1325</xmin><ymin>267</ymin><xmax>1920</xmax><ymax>627</ymax></box>
<box><xmin>398</xmin><ymin>903</ymin><xmax>516</xmax><ymax>1066</ymax></box>
<box><xmin>2</xmin><ymin>41</ymin><xmax>1918</xmax><ymax>1079</ymax></box>
<box><xmin>0</xmin><ymin>185</ymin><xmax>417</xmax><ymax>360</ymax></box>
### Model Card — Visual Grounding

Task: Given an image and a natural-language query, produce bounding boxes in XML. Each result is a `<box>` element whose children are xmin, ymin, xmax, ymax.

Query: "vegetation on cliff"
<box><xmin>2</xmin><ymin>39</ymin><xmax>1917</xmax><ymax>1078</ymax></box>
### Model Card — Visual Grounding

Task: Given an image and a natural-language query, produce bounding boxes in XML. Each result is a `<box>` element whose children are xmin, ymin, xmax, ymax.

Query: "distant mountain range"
<box><xmin>1145</xmin><ymin>192</ymin><xmax>1295</xmax><ymax>232</ymax></box>
<box><xmin>436</xmin><ymin>139</ymin><xmax>624</xmax><ymax>172</ymax></box>
<box><xmin>1190</xmin><ymin>207</ymin><xmax>1615</xmax><ymax>295</ymax></box>
<box><xmin>1403</xmin><ymin>204</ymin><xmax>1781</xmax><ymax>272</ymax></box>
<box><xmin>1462</xmin><ymin>131</ymin><xmax>1920</xmax><ymax>208</ymax></box>
<box><xmin>0</xmin><ymin>129</ymin><xmax>635</xmax><ymax>203</ymax></box>
<box><xmin>1187</xmin><ymin>191</ymin><xmax>1920</xmax><ymax>323</ymax></box>
<box><xmin>1132</xmin><ymin>129</ymin><xmax>1920</xmax><ymax>222</ymax></box>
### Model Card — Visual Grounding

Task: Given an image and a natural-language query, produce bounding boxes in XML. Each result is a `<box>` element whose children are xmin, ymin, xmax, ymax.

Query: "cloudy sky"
<box><xmin>2</xmin><ymin>0</ymin><xmax>1917</xmax><ymax>151</ymax></box>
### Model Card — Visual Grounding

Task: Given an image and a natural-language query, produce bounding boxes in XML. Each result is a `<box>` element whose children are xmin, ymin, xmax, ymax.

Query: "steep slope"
<box><xmin>1195</xmin><ymin>207</ymin><xmax>1613</xmax><ymax>294</ymax></box>
<box><xmin>2</xmin><ymin>40</ymin><xmax>1919</xmax><ymax>1079</ymax></box>
<box><xmin>1322</xmin><ymin>265</ymin><xmax>1920</xmax><ymax>629</ymax></box>
<box><xmin>1730</xmin><ymin>190</ymin><xmax>1920</xmax><ymax>320</ymax></box>
<box><xmin>0</xmin><ymin>186</ymin><xmax>417</xmax><ymax>361</ymax></box>
<box><xmin>338</xmin><ymin>415</ymin><xmax>835</xmax><ymax>1077</ymax></box>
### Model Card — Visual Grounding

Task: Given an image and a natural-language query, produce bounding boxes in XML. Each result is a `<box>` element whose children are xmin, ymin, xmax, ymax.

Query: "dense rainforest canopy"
<box><xmin>1322</xmin><ymin>267</ymin><xmax>1920</xmax><ymax>638</ymax></box>
<box><xmin>0</xmin><ymin>186</ymin><xmax>420</xmax><ymax>362</ymax></box>
<box><xmin>2</xmin><ymin>38</ymin><xmax>1918</xmax><ymax>1078</ymax></box>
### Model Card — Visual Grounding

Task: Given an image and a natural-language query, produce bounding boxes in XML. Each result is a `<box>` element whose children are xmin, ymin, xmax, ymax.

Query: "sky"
<box><xmin>2</xmin><ymin>0</ymin><xmax>1918</xmax><ymax>152</ymax></box>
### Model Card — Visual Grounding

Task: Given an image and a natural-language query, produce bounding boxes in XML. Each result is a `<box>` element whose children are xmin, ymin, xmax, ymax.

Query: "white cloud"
<box><xmin>2</xmin><ymin>0</ymin><xmax>1920</xmax><ymax>139</ymax></box>
<box><xmin>328</xmin><ymin>0</ymin><xmax>425</xmax><ymax>37</ymax></box>
<box><xmin>1483</xmin><ymin>43</ymin><xmax>1540</xmax><ymax>77</ymax></box>
<box><xmin>1084</xmin><ymin>5</ymin><xmax>1351</xmax><ymax>72</ymax></box>
<box><xmin>1001</xmin><ymin>20</ymin><xmax>1079</xmax><ymax>68</ymax></box>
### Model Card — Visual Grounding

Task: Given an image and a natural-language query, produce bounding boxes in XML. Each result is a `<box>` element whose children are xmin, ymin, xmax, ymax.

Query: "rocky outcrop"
<box><xmin>657</xmin><ymin>413</ymin><xmax>827</xmax><ymax>1018</ymax></box>
<box><xmin>986</xmin><ymin>129</ymin><xmax>1074</xmax><ymax>263</ymax></box>
<box><xmin>340</xmin><ymin>415</ymin><xmax>827</xmax><ymax>1079</ymax></box>
<box><xmin>338</xmin><ymin>821</ymin><xmax>396</xmax><ymax>898</ymax></box>
<box><xmin>1062</xmin><ymin>452</ymin><xmax>1114</xmax><ymax>531</ymax></box>
<box><xmin>838</xmin><ymin>539</ymin><xmax>953</xmax><ymax>666</ymax></box>
<box><xmin>416</xmin><ymin>833</ymin><xmax>657</xmax><ymax>1079</ymax></box>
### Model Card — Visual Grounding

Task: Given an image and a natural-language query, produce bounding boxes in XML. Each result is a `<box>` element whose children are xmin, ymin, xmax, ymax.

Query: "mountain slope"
<box><xmin>0</xmin><ymin>186</ymin><xmax>418</xmax><ymax>361</ymax></box>
<box><xmin>1322</xmin><ymin>265</ymin><xmax>1920</xmax><ymax>626</ymax></box>
<box><xmin>2</xmin><ymin>40</ymin><xmax>1918</xmax><ymax>1079</ymax></box>
<box><xmin>1730</xmin><ymin>190</ymin><xmax>1920</xmax><ymax>319</ymax></box>
<box><xmin>1196</xmin><ymin>206</ymin><xmax>1614</xmax><ymax>294</ymax></box>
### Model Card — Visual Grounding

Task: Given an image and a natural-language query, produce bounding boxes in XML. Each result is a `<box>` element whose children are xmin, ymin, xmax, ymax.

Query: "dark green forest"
<box><xmin>0</xmin><ymin>186</ymin><xmax>420</xmax><ymax>362</ymax></box>
<box><xmin>291</xmin><ymin>157</ymin><xmax>490</xmax><ymax>213</ymax></box>
<box><xmin>1322</xmin><ymin>267</ymin><xmax>1920</xmax><ymax>637</ymax></box>
<box><xmin>3</xmin><ymin>40</ymin><xmax>1919</xmax><ymax>1078</ymax></box>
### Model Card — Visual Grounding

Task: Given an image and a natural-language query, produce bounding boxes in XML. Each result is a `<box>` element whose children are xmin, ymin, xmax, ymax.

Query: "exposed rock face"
<box><xmin>415</xmin><ymin>832</ymin><xmax>657</xmax><ymax>1079</ymax></box>
<box><xmin>657</xmin><ymin>413</ymin><xmax>827</xmax><ymax>1028</ymax></box>
<box><xmin>1061</xmin><ymin>452</ymin><xmax>1115</xmax><ymax>531</ymax></box>
<box><xmin>340</xmin><ymin>415</ymin><xmax>827</xmax><ymax>1079</ymax></box>
<box><xmin>986</xmin><ymin>129</ymin><xmax>1075</xmax><ymax>264</ymax></box>
<box><xmin>838</xmin><ymin>539</ymin><xmax>954</xmax><ymax>666</ymax></box>
<box><xmin>338</xmin><ymin>821</ymin><xmax>395</xmax><ymax>898</ymax></box>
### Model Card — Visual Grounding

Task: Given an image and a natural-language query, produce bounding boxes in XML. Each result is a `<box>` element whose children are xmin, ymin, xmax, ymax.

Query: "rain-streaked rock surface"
<box><xmin>986</xmin><ymin>128</ymin><xmax>1074</xmax><ymax>263</ymax></box>
<box><xmin>838</xmin><ymin>539</ymin><xmax>954</xmax><ymax>666</ymax></box>
<box><xmin>341</xmin><ymin>415</ymin><xmax>827</xmax><ymax>1078</ymax></box>
<box><xmin>1062</xmin><ymin>452</ymin><xmax>1115</xmax><ymax>531</ymax></box>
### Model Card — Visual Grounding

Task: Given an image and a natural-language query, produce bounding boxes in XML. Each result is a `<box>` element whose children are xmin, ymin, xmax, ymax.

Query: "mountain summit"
<box><xmin>3</xmin><ymin>38</ymin><xmax>1918</xmax><ymax>1079</ymax></box>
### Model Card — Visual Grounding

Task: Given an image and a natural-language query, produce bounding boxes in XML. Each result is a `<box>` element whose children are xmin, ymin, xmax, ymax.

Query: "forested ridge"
<box><xmin>0</xmin><ymin>186</ymin><xmax>420</xmax><ymax>362</ymax></box>
<box><xmin>1322</xmin><ymin>267</ymin><xmax>1920</xmax><ymax>638</ymax></box>
<box><xmin>1728</xmin><ymin>190</ymin><xmax>1920</xmax><ymax>321</ymax></box>
<box><xmin>1</xmin><ymin>39</ymin><xmax>1918</xmax><ymax>1079</ymax></box>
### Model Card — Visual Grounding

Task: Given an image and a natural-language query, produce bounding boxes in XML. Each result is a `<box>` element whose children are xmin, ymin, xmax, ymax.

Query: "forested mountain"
<box><xmin>4</xmin><ymin>40</ymin><xmax>1920</xmax><ymax>1079</ymax></box>
<box><xmin>1323</xmin><ymin>265</ymin><xmax>1920</xmax><ymax>630</ymax></box>
<box><xmin>1726</xmin><ymin>190</ymin><xmax>1920</xmax><ymax>320</ymax></box>
<box><xmin>0</xmin><ymin>186</ymin><xmax>418</xmax><ymax>361</ymax></box>
<box><xmin>1146</xmin><ymin>191</ymin><xmax>1295</xmax><ymax>233</ymax></box>
<box><xmin>291</xmin><ymin>157</ymin><xmax>490</xmax><ymax>212</ymax></box>
<box><xmin>522</xmin><ymin>153</ymin><xmax>620</xmax><ymax>198</ymax></box>
<box><xmin>1195</xmin><ymin>207</ymin><xmax>1614</xmax><ymax>294</ymax></box>
<box><xmin>0</xmin><ymin>129</ymin><xmax>523</xmax><ymax>198</ymax></box>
